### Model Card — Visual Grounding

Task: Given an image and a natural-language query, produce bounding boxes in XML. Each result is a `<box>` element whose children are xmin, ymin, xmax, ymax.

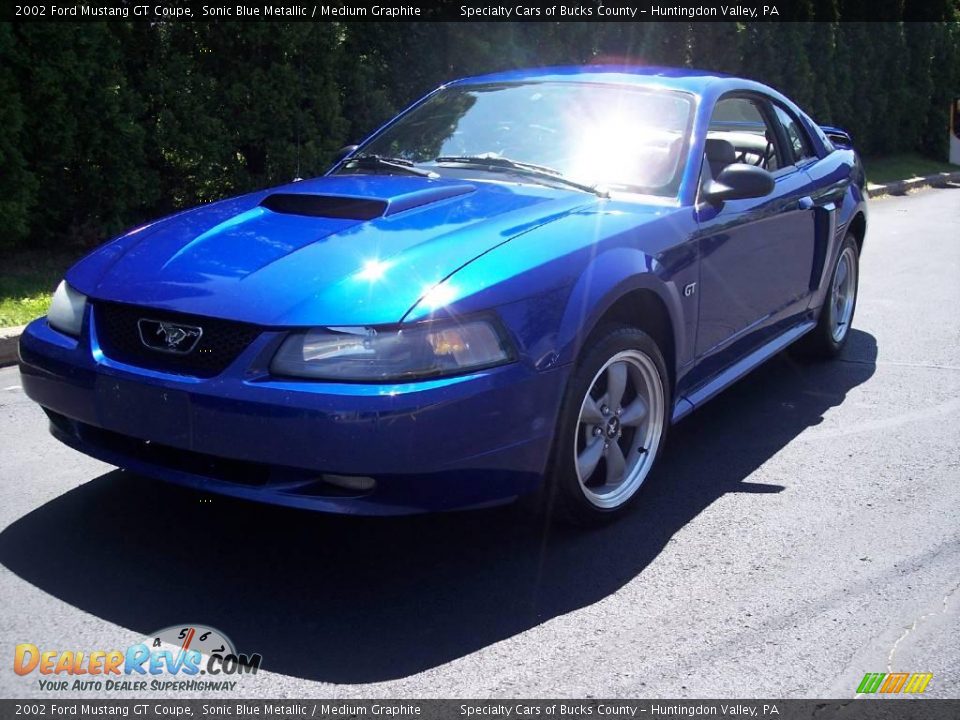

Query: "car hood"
<box><xmin>68</xmin><ymin>175</ymin><xmax>597</xmax><ymax>326</ymax></box>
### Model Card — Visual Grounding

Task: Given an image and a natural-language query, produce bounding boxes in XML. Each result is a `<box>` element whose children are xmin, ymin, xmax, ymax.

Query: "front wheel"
<box><xmin>545</xmin><ymin>326</ymin><xmax>670</xmax><ymax>525</ymax></box>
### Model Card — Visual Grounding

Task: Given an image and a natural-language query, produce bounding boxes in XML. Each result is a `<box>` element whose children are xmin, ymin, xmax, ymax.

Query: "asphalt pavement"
<box><xmin>1</xmin><ymin>185</ymin><xmax>958</xmax><ymax>700</ymax></box>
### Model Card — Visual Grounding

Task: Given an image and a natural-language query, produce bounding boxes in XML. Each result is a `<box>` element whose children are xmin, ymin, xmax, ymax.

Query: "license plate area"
<box><xmin>95</xmin><ymin>377</ymin><xmax>191</xmax><ymax>447</ymax></box>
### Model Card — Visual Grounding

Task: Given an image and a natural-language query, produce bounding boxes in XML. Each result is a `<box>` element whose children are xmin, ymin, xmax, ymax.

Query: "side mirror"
<box><xmin>332</xmin><ymin>144</ymin><xmax>359</xmax><ymax>164</ymax></box>
<box><xmin>704</xmin><ymin>163</ymin><xmax>775</xmax><ymax>203</ymax></box>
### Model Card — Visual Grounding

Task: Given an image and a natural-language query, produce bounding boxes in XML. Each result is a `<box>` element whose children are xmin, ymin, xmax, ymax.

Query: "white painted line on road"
<box><xmin>3</xmin><ymin>385</ymin><xmax>21</xmax><ymax>391</ymax></box>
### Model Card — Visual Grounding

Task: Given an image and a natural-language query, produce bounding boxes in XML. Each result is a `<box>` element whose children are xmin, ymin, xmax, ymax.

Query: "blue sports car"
<box><xmin>19</xmin><ymin>66</ymin><xmax>867</xmax><ymax>523</ymax></box>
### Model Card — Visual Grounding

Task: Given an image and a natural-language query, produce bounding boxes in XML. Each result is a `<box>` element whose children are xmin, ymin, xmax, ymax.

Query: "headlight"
<box><xmin>270</xmin><ymin>319</ymin><xmax>514</xmax><ymax>381</ymax></box>
<box><xmin>48</xmin><ymin>281</ymin><xmax>87</xmax><ymax>337</ymax></box>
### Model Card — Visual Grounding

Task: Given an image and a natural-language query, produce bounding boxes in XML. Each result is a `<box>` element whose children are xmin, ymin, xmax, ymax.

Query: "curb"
<box><xmin>0</xmin><ymin>324</ymin><xmax>25</xmax><ymax>368</ymax></box>
<box><xmin>868</xmin><ymin>169</ymin><xmax>960</xmax><ymax>198</ymax></box>
<box><xmin>1</xmin><ymin>169</ymin><xmax>958</xmax><ymax>369</ymax></box>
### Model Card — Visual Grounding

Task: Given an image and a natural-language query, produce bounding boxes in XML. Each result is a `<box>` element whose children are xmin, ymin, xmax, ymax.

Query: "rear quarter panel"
<box><xmin>803</xmin><ymin>146</ymin><xmax>868</xmax><ymax>310</ymax></box>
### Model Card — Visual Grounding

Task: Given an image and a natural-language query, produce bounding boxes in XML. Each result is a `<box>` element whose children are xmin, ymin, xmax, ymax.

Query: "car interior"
<box><xmin>703</xmin><ymin>97</ymin><xmax>786</xmax><ymax>179</ymax></box>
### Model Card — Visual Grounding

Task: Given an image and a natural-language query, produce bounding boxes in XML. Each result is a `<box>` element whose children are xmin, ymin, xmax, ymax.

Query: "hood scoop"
<box><xmin>260</xmin><ymin>183</ymin><xmax>476</xmax><ymax>221</ymax></box>
<box><xmin>260</xmin><ymin>193</ymin><xmax>386</xmax><ymax>220</ymax></box>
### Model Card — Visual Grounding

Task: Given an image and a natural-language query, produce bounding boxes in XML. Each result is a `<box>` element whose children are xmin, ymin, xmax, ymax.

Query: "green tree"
<box><xmin>10</xmin><ymin>23</ymin><xmax>154</xmax><ymax>247</ymax></box>
<box><xmin>2</xmin><ymin>17</ymin><xmax>959</xmax><ymax>254</ymax></box>
<box><xmin>0</xmin><ymin>24</ymin><xmax>35</xmax><ymax>250</ymax></box>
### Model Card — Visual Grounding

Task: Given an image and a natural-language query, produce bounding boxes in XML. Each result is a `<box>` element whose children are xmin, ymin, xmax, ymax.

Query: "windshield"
<box><xmin>344</xmin><ymin>82</ymin><xmax>693</xmax><ymax>197</ymax></box>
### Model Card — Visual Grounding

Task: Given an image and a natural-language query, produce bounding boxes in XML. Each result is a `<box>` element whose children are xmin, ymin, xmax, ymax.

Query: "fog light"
<box><xmin>322</xmin><ymin>474</ymin><xmax>376</xmax><ymax>492</ymax></box>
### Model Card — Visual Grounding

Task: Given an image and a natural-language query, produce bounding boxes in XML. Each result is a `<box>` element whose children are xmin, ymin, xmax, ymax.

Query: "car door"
<box><xmin>690</xmin><ymin>94</ymin><xmax>818</xmax><ymax>379</ymax></box>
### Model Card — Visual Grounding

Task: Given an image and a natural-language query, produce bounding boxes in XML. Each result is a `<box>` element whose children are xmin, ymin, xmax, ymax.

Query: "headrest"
<box><xmin>705</xmin><ymin>138</ymin><xmax>736</xmax><ymax>165</ymax></box>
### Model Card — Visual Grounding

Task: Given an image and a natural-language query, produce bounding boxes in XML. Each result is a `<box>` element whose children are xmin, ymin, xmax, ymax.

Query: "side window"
<box><xmin>707</xmin><ymin>97</ymin><xmax>783</xmax><ymax>175</ymax></box>
<box><xmin>772</xmin><ymin>104</ymin><xmax>816</xmax><ymax>165</ymax></box>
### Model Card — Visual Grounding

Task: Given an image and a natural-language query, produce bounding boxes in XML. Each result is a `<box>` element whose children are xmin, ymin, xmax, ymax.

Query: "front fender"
<box><xmin>555</xmin><ymin>246</ymin><xmax>690</xmax><ymax>368</ymax></box>
<box><xmin>403</xmin><ymin>203</ymin><xmax>698</xmax><ymax>376</ymax></box>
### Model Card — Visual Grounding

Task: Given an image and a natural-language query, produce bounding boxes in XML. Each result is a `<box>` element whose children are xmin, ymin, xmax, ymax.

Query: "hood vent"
<box><xmin>261</xmin><ymin>193</ymin><xmax>387</xmax><ymax>220</ymax></box>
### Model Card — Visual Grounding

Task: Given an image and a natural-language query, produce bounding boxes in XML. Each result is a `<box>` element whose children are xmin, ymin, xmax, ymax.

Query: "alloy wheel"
<box><xmin>830</xmin><ymin>246</ymin><xmax>858</xmax><ymax>342</ymax></box>
<box><xmin>574</xmin><ymin>349</ymin><xmax>665</xmax><ymax>509</ymax></box>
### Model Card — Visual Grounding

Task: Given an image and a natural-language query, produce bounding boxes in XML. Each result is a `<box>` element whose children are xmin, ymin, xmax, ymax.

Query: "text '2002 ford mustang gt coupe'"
<box><xmin>20</xmin><ymin>66</ymin><xmax>866</xmax><ymax>523</ymax></box>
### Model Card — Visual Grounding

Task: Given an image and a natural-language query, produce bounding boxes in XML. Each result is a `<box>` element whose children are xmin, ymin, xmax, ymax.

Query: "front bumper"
<box><xmin>19</xmin><ymin>312</ymin><xmax>567</xmax><ymax>515</ymax></box>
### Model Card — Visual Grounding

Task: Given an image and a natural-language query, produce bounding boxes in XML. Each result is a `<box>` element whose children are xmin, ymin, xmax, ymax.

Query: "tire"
<box><xmin>543</xmin><ymin>325</ymin><xmax>671</xmax><ymax>526</ymax></box>
<box><xmin>794</xmin><ymin>233</ymin><xmax>860</xmax><ymax>360</ymax></box>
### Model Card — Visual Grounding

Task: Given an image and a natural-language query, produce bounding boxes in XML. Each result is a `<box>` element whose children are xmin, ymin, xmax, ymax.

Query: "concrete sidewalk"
<box><xmin>0</xmin><ymin>325</ymin><xmax>25</xmax><ymax>367</ymax></box>
<box><xmin>867</xmin><ymin>169</ymin><xmax>960</xmax><ymax>198</ymax></box>
<box><xmin>2</xmin><ymin>168</ymin><xmax>959</xmax><ymax>368</ymax></box>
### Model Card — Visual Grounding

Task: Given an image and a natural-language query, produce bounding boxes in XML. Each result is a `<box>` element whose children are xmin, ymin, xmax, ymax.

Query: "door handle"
<box><xmin>798</xmin><ymin>196</ymin><xmax>814</xmax><ymax>210</ymax></box>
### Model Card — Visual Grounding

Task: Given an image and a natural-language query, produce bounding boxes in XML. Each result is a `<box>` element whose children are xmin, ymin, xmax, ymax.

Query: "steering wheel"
<box><xmin>754</xmin><ymin>141</ymin><xmax>774</xmax><ymax>168</ymax></box>
<box><xmin>736</xmin><ymin>142</ymin><xmax>775</xmax><ymax>168</ymax></box>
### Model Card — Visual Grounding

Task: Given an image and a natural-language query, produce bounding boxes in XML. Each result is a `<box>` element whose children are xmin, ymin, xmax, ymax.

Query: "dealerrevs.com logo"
<box><xmin>14</xmin><ymin>624</ymin><xmax>262</xmax><ymax>692</ymax></box>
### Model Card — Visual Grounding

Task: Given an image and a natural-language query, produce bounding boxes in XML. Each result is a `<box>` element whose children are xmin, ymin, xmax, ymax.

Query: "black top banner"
<box><xmin>4</xmin><ymin>0</ymin><xmax>960</xmax><ymax>23</ymax></box>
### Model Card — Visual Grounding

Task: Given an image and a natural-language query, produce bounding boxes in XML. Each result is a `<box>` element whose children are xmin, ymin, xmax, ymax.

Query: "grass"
<box><xmin>863</xmin><ymin>153</ymin><xmax>959</xmax><ymax>186</ymax></box>
<box><xmin>0</xmin><ymin>250</ymin><xmax>81</xmax><ymax>328</ymax></box>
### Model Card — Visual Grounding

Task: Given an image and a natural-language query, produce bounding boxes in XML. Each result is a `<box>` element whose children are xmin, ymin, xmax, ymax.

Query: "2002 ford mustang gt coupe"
<box><xmin>20</xmin><ymin>66</ymin><xmax>867</xmax><ymax>523</ymax></box>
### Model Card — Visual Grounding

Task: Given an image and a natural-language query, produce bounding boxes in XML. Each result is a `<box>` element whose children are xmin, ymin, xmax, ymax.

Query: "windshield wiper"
<box><xmin>434</xmin><ymin>156</ymin><xmax>608</xmax><ymax>197</ymax></box>
<box><xmin>342</xmin><ymin>154</ymin><xmax>436</xmax><ymax>178</ymax></box>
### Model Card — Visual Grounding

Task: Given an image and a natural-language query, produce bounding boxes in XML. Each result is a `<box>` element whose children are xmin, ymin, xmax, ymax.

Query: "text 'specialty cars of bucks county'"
<box><xmin>20</xmin><ymin>66</ymin><xmax>867</xmax><ymax>524</ymax></box>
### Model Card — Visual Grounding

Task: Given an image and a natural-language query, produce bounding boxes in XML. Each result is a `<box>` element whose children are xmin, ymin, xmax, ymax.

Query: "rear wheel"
<box><xmin>795</xmin><ymin>233</ymin><xmax>860</xmax><ymax>359</ymax></box>
<box><xmin>545</xmin><ymin>326</ymin><xmax>670</xmax><ymax>525</ymax></box>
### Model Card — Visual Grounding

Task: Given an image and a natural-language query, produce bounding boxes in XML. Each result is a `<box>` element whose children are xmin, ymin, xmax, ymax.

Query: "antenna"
<box><xmin>293</xmin><ymin>46</ymin><xmax>304</xmax><ymax>182</ymax></box>
<box><xmin>294</xmin><ymin>125</ymin><xmax>302</xmax><ymax>182</ymax></box>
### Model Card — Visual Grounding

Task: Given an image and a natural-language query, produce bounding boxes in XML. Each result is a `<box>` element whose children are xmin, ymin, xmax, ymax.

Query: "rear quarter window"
<box><xmin>773</xmin><ymin>104</ymin><xmax>817</xmax><ymax>164</ymax></box>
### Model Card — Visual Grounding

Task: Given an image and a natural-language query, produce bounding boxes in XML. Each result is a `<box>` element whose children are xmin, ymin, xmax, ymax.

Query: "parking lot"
<box><xmin>1</xmin><ymin>185</ymin><xmax>958</xmax><ymax>699</ymax></box>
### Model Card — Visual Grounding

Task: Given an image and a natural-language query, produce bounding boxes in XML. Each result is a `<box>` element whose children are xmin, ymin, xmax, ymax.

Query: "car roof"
<box><xmin>448</xmin><ymin>65</ymin><xmax>743</xmax><ymax>96</ymax></box>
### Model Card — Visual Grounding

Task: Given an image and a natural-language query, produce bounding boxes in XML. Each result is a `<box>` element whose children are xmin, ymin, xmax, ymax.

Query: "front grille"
<box><xmin>95</xmin><ymin>302</ymin><xmax>261</xmax><ymax>377</ymax></box>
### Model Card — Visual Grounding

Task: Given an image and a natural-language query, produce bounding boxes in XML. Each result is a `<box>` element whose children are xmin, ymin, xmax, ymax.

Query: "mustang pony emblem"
<box><xmin>137</xmin><ymin>319</ymin><xmax>203</xmax><ymax>354</ymax></box>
